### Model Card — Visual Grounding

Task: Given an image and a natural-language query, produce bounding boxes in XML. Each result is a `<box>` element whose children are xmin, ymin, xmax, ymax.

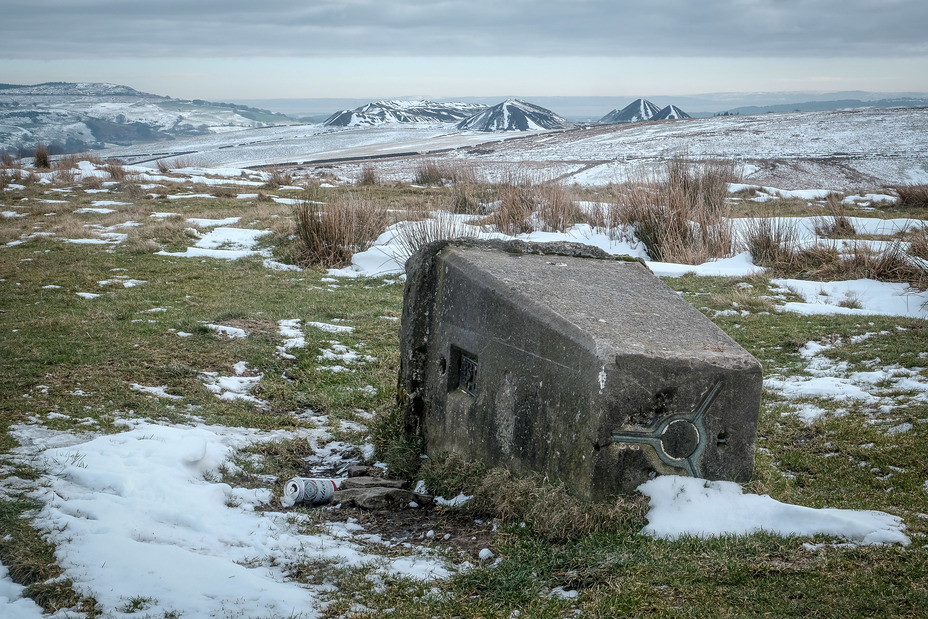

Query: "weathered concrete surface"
<box><xmin>398</xmin><ymin>239</ymin><xmax>763</xmax><ymax>500</ymax></box>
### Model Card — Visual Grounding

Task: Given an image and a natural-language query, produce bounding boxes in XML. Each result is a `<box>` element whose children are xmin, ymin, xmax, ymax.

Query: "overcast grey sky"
<box><xmin>2</xmin><ymin>0</ymin><xmax>926</xmax><ymax>100</ymax></box>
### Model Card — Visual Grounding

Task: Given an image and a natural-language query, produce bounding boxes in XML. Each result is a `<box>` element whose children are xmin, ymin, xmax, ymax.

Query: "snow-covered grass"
<box><xmin>1</xmin><ymin>159</ymin><xmax>927</xmax><ymax>616</ymax></box>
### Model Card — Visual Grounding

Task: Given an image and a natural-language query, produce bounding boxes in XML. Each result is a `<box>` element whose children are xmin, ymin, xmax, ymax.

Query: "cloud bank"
<box><xmin>5</xmin><ymin>0</ymin><xmax>927</xmax><ymax>60</ymax></box>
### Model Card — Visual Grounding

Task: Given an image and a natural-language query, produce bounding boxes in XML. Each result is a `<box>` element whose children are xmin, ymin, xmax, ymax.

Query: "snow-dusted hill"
<box><xmin>653</xmin><ymin>104</ymin><xmax>691</xmax><ymax>120</ymax></box>
<box><xmin>323</xmin><ymin>100</ymin><xmax>486</xmax><ymax>127</ymax></box>
<box><xmin>94</xmin><ymin>105</ymin><xmax>928</xmax><ymax>191</ymax></box>
<box><xmin>0</xmin><ymin>82</ymin><xmax>300</xmax><ymax>155</ymax></box>
<box><xmin>0</xmin><ymin>82</ymin><xmax>149</xmax><ymax>97</ymax></box>
<box><xmin>599</xmin><ymin>99</ymin><xmax>663</xmax><ymax>123</ymax></box>
<box><xmin>456</xmin><ymin>99</ymin><xmax>569</xmax><ymax>132</ymax></box>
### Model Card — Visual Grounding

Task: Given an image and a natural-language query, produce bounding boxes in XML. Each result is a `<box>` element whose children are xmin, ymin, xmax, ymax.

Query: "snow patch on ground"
<box><xmin>200</xmin><ymin>363</ymin><xmax>266</xmax><ymax>407</ymax></box>
<box><xmin>0</xmin><ymin>562</ymin><xmax>44</xmax><ymax>617</ymax></box>
<box><xmin>10</xmin><ymin>421</ymin><xmax>449</xmax><ymax>618</ymax></box>
<box><xmin>204</xmin><ymin>323</ymin><xmax>247</xmax><ymax>338</ymax></box>
<box><xmin>774</xmin><ymin>278</ymin><xmax>928</xmax><ymax>319</ymax></box>
<box><xmin>765</xmin><ymin>331</ymin><xmax>928</xmax><ymax>422</ymax></box>
<box><xmin>639</xmin><ymin>476</ymin><xmax>909</xmax><ymax>546</ymax></box>
<box><xmin>156</xmin><ymin>227</ymin><xmax>270</xmax><ymax>260</ymax></box>
<box><xmin>277</xmin><ymin>319</ymin><xmax>306</xmax><ymax>359</ymax></box>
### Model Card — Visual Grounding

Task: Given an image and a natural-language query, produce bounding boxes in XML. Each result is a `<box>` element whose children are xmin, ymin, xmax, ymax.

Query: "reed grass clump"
<box><xmin>414</xmin><ymin>160</ymin><xmax>452</xmax><ymax>185</ymax></box>
<box><xmin>893</xmin><ymin>184</ymin><xmax>928</xmax><ymax>208</ymax></box>
<box><xmin>104</xmin><ymin>161</ymin><xmax>127</xmax><ymax>181</ymax></box>
<box><xmin>813</xmin><ymin>193</ymin><xmax>856</xmax><ymax>237</ymax></box>
<box><xmin>483</xmin><ymin>175</ymin><xmax>585</xmax><ymax>234</ymax></box>
<box><xmin>292</xmin><ymin>189</ymin><xmax>390</xmax><ymax>268</ymax></box>
<box><xmin>908</xmin><ymin>223</ymin><xmax>928</xmax><ymax>260</ymax></box>
<box><xmin>393</xmin><ymin>209</ymin><xmax>481</xmax><ymax>263</ymax></box>
<box><xmin>357</xmin><ymin>164</ymin><xmax>379</xmax><ymax>186</ymax></box>
<box><xmin>612</xmin><ymin>156</ymin><xmax>738</xmax><ymax>263</ymax></box>
<box><xmin>34</xmin><ymin>145</ymin><xmax>50</xmax><ymax>169</ymax></box>
<box><xmin>264</xmin><ymin>167</ymin><xmax>294</xmax><ymax>189</ymax></box>
<box><xmin>120</xmin><ymin>176</ymin><xmax>146</xmax><ymax>199</ymax></box>
<box><xmin>740</xmin><ymin>216</ymin><xmax>801</xmax><ymax>269</ymax></box>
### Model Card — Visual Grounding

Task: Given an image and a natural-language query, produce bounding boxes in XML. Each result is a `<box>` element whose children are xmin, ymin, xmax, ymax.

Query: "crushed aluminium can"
<box><xmin>280</xmin><ymin>477</ymin><xmax>341</xmax><ymax>507</ymax></box>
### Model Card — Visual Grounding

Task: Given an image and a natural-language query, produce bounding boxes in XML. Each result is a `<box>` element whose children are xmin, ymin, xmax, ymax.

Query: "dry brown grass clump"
<box><xmin>156</xmin><ymin>156</ymin><xmax>195</xmax><ymax>173</ymax></box>
<box><xmin>34</xmin><ymin>145</ymin><xmax>51</xmax><ymax>169</ymax></box>
<box><xmin>894</xmin><ymin>184</ymin><xmax>928</xmax><ymax>208</ymax></box>
<box><xmin>42</xmin><ymin>213</ymin><xmax>99</xmax><ymax>240</ymax></box>
<box><xmin>0</xmin><ymin>160</ymin><xmax>22</xmax><ymax>190</ymax></box>
<box><xmin>54</xmin><ymin>167</ymin><xmax>76</xmax><ymax>184</ymax></box>
<box><xmin>1</xmin><ymin>152</ymin><xmax>16</xmax><ymax>167</ymax></box>
<box><xmin>612</xmin><ymin>156</ymin><xmax>738</xmax><ymax>263</ymax></box>
<box><xmin>487</xmin><ymin>180</ymin><xmax>536</xmax><ymax>234</ymax></box>
<box><xmin>447</xmin><ymin>164</ymin><xmax>491</xmax><ymax>214</ymax></box>
<box><xmin>357</xmin><ymin>164</ymin><xmax>379</xmax><ymax>186</ymax></box>
<box><xmin>209</xmin><ymin>186</ymin><xmax>237</xmax><ymax>198</ymax></box>
<box><xmin>413</xmin><ymin>160</ymin><xmax>451</xmax><ymax>185</ymax></box>
<box><xmin>831</xmin><ymin>241</ymin><xmax>928</xmax><ymax>286</ymax></box>
<box><xmin>119</xmin><ymin>176</ymin><xmax>146</xmax><ymax>199</ymax></box>
<box><xmin>263</xmin><ymin>167</ymin><xmax>293</xmax><ymax>189</ymax></box>
<box><xmin>812</xmin><ymin>193</ymin><xmax>856</xmax><ymax>237</ymax></box>
<box><xmin>535</xmin><ymin>181</ymin><xmax>586</xmax><ymax>232</ymax></box>
<box><xmin>104</xmin><ymin>161</ymin><xmax>128</xmax><ymax>181</ymax></box>
<box><xmin>81</xmin><ymin>175</ymin><xmax>104</xmax><ymax>190</ymax></box>
<box><xmin>908</xmin><ymin>223</ymin><xmax>928</xmax><ymax>260</ymax></box>
<box><xmin>393</xmin><ymin>208</ymin><xmax>481</xmax><ymax>263</ymax></box>
<box><xmin>748</xmin><ymin>230</ymin><xmax>928</xmax><ymax>287</ymax></box>
<box><xmin>449</xmin><ymin>180</ymin><xmax>486</xmax><ymax>215</ymax></box>
<box><xmin>482</xmin><ymin>176</ymin><xmax>585</xmax><ymax>234</ymax></box>
<box><xmin>739</xmin><ymin>216</ymin><xmax>801</xmax><ymax>269</ymax></box>
<box><xmin>54</xmin><ymin>153</ymin><xmax>82</xmax><ymax>170</ymax></box>
<box><xmin>587</xmin><ymin>200</ymin><xmax>616</xmax><ymax>232</ymax></box>
<box><xmin>292</xmin><ymin>189</ymin><xmax>391</xmax><ymax>268</ymax></box>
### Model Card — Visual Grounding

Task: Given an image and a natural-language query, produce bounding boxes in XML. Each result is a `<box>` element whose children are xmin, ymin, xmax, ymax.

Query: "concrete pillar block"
<box><xmin>399</xmin><ymin>240</ymin><xmax>762</xmax><ymax>500</ymax></box>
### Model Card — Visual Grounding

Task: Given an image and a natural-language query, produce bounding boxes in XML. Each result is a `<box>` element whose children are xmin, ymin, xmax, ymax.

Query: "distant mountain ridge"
<box><xmin>323</xmin><ymin>100</ymin><xmax>486</xmax><ymax>127</ymax></box>
<box><xmin>0</xmin><ymin>82</ymin><xmax>153</xmax><ymax>97</ymax></box>
<box><xmin>457</xmin><ymin>99</ymin><xmax>568</xmax><ymax>132</ymax></box>
<box><xmin>721</xmin><ymin>97</ymin><xmax>928</xmax><ymax>116</ymax></box>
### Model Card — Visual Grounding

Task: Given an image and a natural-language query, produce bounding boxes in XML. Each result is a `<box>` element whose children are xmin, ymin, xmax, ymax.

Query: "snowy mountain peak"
<box><xmin>599</xmin><ymin>99</ymin><xmax>662</xmax><ymax>124</ymax></box>
<box><xmin>456</xmin><ymin>99</ymin><xmax>569</xmax><ymax>132</ymax></box>
<box><xmin>323</xmin><ymin>100</ymin><xmax>486</xmax><ymax>127</ymax></box>
<box><xmin>653</xmin><ymin>104</ymin><xmax>692</xmax><ymax>120</ymax></box>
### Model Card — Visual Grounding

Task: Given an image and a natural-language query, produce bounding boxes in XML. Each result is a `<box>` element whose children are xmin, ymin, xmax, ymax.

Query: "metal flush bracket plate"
<box><xmin>610</xmin><ymin>380</ymin><xmax>723</xmax><ymax>477</ymax></box>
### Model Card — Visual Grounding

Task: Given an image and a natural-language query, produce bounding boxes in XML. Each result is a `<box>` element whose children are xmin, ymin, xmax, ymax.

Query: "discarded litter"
<box><xmin>280</xmin><ymin>477</ymin><xmax>342</xmax><ymax>507</ymax></box>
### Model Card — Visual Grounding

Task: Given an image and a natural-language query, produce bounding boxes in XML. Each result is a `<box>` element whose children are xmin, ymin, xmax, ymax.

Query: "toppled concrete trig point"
<box><xmin>398</xmin><ymin>240</ymin><xmax>763</xmax><ymax>501</ymax></box>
